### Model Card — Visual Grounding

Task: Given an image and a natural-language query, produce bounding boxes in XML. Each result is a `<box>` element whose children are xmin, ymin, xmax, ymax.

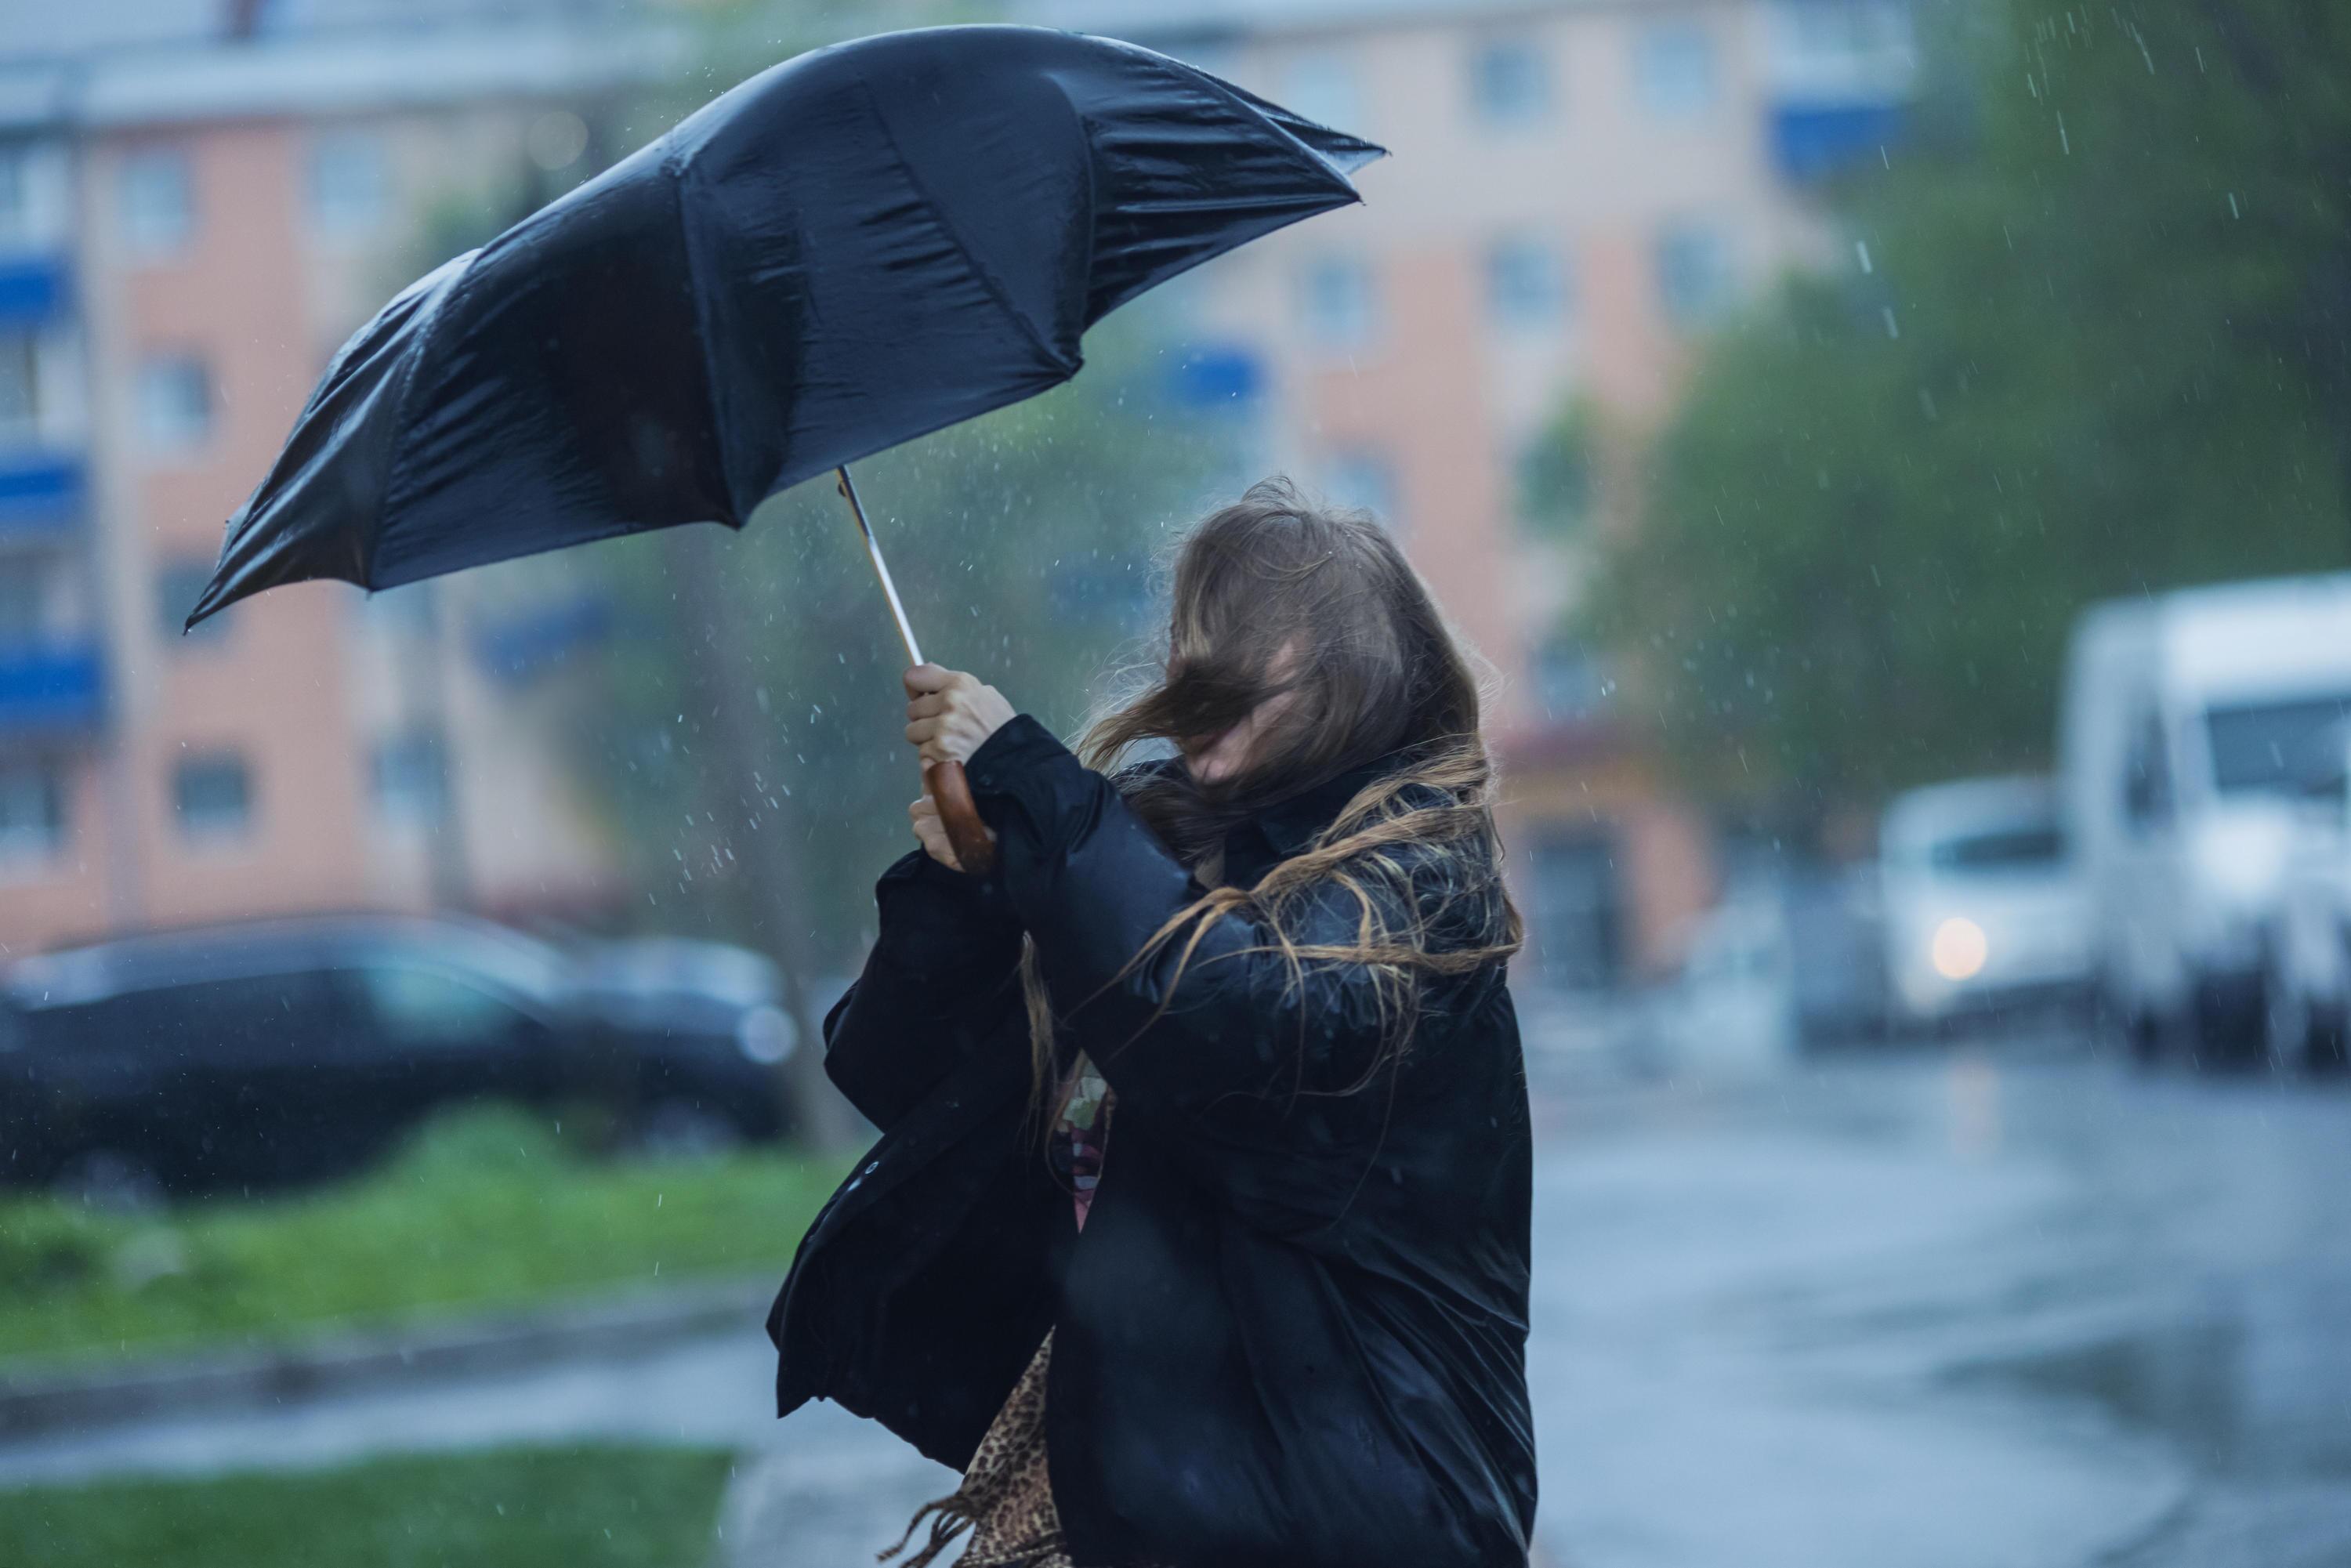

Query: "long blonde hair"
<box><xmin>1023</xmin><ymin>480</ymin><xmax>1522</xmax><ymax>1117</ymax></box>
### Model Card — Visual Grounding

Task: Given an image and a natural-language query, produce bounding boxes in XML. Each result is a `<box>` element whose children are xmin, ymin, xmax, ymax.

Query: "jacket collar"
<box><xmin>1120</xmin><ymin>749</ymin><xmax>1410</xmax><ymax>876</ymax></box>
<box><xmin>1247</xmin><ymin>755</ymin><xmax>1399</xmax><ymax>856</ymax></box>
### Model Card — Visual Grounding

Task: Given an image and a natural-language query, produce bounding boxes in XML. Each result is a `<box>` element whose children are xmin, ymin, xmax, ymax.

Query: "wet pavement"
<box><xmin>1520</xmin><ymin>1040</ymin><xmax>2351</xmax><ymax>1568</ymax></box>
<box><xmin>6</xmin><ymin>1034</ymin><xmax>2347</xmax><ymax>1568</ymax></box>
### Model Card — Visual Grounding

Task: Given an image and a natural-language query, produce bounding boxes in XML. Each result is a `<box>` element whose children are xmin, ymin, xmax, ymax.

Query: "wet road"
<box><xmin>1524</xmin><ymin>1041</ymin><xmax>2351</xmax><ymax>1568</ymax></box>
<box><xmin>7</xmin><ymin>1037</ymin><xmax>2348</xmax><ymax>1568</ymax></box>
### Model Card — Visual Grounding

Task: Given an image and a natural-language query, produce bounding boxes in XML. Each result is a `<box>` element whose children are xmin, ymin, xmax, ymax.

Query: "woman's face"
<box><xmin>1182</xmin><ymin>640</ymin><xmax>1299</xmax><ymax>787</ymax></box>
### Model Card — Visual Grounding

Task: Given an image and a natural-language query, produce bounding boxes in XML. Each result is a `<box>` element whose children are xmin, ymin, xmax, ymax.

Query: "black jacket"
<box><xmin>769</xmin><ymin>716</ymin><xmax>1536</xmax><ymax>1568</ymax></box>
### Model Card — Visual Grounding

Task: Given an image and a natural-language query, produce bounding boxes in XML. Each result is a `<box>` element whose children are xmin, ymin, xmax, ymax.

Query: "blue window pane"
<box><xmin>1636</xmin><ymin>24</ymin><xmax>1719</xmax><ymax>117</ymax></box>
<box><xmin>372</xmin><ymin>730</ymin><xmax>449</xmax><ymax>826</ymax></box>
<box><xmin>120</xmin><ymin>149</ymin><xmax>194</xmax><ymax>257</ymax></box>
<box><xmin>175</xmin><ymin>755</ymin><xmax>252</xmax><ymax>842</ymax></box>
<box><xmin>1486</xmin><ymin>237</ymin><xmax>1569</xmax><ymax>328</ymax></box>
<box><xmin>1301</xmin><ymin>259</ymin><xmax>1376</xmax><ymax>350</ymax></box>
<box><xmin>1168</xmin><ymin>346</ymin><xmax>1262</xmax><ymax>410</ymax></box>
<box><xmin>1470</xmin><ymin>40</ymin><xmax>1552</xmax><ymax>126</ymax></box>
<box><xmin>1280</xmin><ymin>52</ymin><xmax>1363</xmax><ymax>133</ymax></box>
<box><xmin>1656</xmin><ymin>223</ymin><xmax>1733</xmax><ymax>326</ymax></box>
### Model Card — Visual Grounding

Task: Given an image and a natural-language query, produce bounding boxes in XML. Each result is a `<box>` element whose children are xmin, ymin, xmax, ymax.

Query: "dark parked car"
<box><xmin>0</xmin><ymin>916</ymin><xmax>799</xmax><ymax>1203</ymax></box>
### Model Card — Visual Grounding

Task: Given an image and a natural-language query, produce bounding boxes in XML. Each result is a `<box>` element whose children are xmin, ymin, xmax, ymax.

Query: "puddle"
<box><xmin>1957</xmin><ymin>1277</ymin><xmax>2351</xmax><ymax>1482</ymax></box>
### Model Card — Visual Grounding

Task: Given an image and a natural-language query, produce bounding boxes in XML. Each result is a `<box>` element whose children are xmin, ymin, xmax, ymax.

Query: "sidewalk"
<box><xmin>715</xmin><ymin>1402</ymin><xmax>955</xmax><ymax>1568</ymax></box>
<box><xmin>0</xmin><ymin>1275</ymin><xmax>774</xmax><ymax>1443</ymax></box>
<box><xmin>715</xmin><ymin>1405</ymin><xmax>1567</xmax><ymax>1567</ymax></box>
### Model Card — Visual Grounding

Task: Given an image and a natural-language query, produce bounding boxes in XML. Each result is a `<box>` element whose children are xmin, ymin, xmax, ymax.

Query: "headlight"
<box><xmin>734</xmin><ymin>1004</ymin><xmax>795</xmax><ymax>1064</ymax></box>
<box><xmin>2189</xmin><ymin>817</ymin><xmax>2290</xmax><ymax>908</ymax></box>
<box><xmin>1931</xmin><ymin>917</ymin><xmax>1988</xmax><ymax>982</ymax></box>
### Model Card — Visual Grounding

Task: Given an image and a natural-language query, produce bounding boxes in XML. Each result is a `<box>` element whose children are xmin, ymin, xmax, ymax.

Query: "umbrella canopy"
<box><xmin>185</xmin><ymin>23</ymin><xmax>1380</xmax><ymax>627</ymax></box>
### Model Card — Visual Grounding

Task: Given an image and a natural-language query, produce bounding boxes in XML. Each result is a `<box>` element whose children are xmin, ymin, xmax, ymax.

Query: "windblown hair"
<box><xmin>1023</xmin><ymin>477</ymin><xmax>1522</xmax><ymax>1116</ymax></box>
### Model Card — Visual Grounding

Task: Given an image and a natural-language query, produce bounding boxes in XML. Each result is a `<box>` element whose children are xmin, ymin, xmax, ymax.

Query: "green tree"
<box><xmin>1583</xmin><ymin>0</ymin><xmax>2351</xmax><ymax>815</ymax></box>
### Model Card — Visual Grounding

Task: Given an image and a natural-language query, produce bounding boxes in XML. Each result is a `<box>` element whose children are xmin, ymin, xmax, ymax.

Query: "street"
<box><xmin>1524</xmin><ymin>1041</ymin><xmax>2351</xmax><ymax>1567</ymax></box>
<box><xmin>9</xmin><ymin>1034</ymin><xmax>2349</xmax><ymax>1568</ymax></box>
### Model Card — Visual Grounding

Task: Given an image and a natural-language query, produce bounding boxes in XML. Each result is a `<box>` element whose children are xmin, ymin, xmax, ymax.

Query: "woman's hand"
<box><xmin>904</xmin><ymin>664</ymin><xmax>1014</xmax><ymax>767</ymax></box>
<box><xmin>908</xmin><ymin>791</ymin><xmax>963</xmax><ymax>871</ymax></box>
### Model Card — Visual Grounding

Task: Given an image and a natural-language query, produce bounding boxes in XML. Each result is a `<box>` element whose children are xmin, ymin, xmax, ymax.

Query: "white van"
<box><xmin>1878</xmin><ymin>777</ymin><xmax>2087</xmax><ymax>1031</ymax></box>
<box><xmin>2058</xmin><ymin>576</ymin><xmax>2351</xmax><ymax>1063</ymax></box>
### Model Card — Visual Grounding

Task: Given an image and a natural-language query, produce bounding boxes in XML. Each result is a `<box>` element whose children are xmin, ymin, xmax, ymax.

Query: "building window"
<box><xmin>1279</xmin><ymin>50</ymin><xmax>1363</xmax><ymax>133</ymax></box>
<box><xmin>1534</xmin><ymin>638</ymin><xmax>1614</xmax><ymax>722</ymax></box>
<box><xmin>174</xmin><ymin>754</ymin><xmax>252</xmax><ymax>843</ymax></box>
<box><xmin>1324</xmin><ymin>447</ymin><xmax>1398</xmax><ymax>531</ymax></box>
<box><xmin>0</xmin><ymin>143</ymin><xmax>29</xmax><ymax>244</ymax></box>
<box><xmin>0</xmin><ymin>762</ymin><xmax>67</xmax><ymax>867</ymax></box>
<box><xmin>1469</xmin><ymin>39</ymin><xmax>1552</xmax><ymax>127</ymax></box>
<box><xmin>1485</xmin><ymin>237</ymin><xmax>1570</xmax><ymax>330</ymax></box>
<box><xmin>371</xmin><ymin>730</ymin><xmax>449</xmax><ymax>827</ymax></box>
<box><xmin>0</xmin><ymin>557</ymin><xmax>45</xmax><ymax>642</ymax></box>
<box><xmin>1636</xmin><ymin>24</ymin><xmax>1721</xmax><ymax>117</ymax></box>
<box><xmin>0</xmin><ymin>332</ymin><xmax>34</xmax><ymax>442</ymax></box>
<box><xmin>158</xmin><ymin>558</ymin><xmax>228</xmax><ymax>645</ymax></box>
<box><xmin>1655</xmin><ymin>222</ymin><xmax>1733</xmax><ymax>327</ymax></box>
<box><xmin>137</xmin><ymin>355</ymin><xmax>214</xmax><ymax>452</ymax></box>
<box><xmin>119</xmin><ymin>148</ymin><xmax>194</xmax><ymax>258</ymax></box>
<box><xmin>1300</xmin><ymin>258</ymin><xmax>1376</xmax><ymax>352</ymax></box>
<box><xmin>306</xmin><ymin>129</ymin><xmax>389</xmax><ymax>237</ymax></box>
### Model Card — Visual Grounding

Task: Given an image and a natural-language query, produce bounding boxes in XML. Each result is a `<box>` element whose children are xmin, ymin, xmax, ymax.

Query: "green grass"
<box><xmin>0</xmin><ymin>1107</ymin><xmax>847</xmax><ymax>1366</ymax></box>
<box><xmin>0</xmin><ymin>1444</ymin><xmax>734</xmax><ymax>1568</ymax></box>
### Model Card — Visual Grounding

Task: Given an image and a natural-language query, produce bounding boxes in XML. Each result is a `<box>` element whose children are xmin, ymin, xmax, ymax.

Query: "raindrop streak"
<box><xmin>1855</xmin><ymin>240</ymin><xmax>1873</xmax><ymax>274</ymax></box>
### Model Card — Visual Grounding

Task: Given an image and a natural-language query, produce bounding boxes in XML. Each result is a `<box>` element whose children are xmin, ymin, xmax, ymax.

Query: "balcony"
<box><xmin>1763</xmin><ymin>0</ymin><xmax>1915</xmax><ymax>183</ymax></box>
<box><xmin>0</xmin><ymin>641</ymin><xmax>104</xmax><ymax>735</ymax></box>
<box><xmin>0</xmin><ymin>254</ymin><xmax>70</xmax><ymax>328</ymax></box>
<box><xmin>1771</xmin><ymin>101</ymin><xmax>1907</xmax><ymax>183</ymax></box>
<box><xmin>0</xmin><ymin>453</ymin><xmax>85</xmax><ymax>540</ymax></box>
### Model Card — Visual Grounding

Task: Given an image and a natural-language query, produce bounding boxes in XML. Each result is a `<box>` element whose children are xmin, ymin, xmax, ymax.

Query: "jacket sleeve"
<box><xmin>962</xmin><ymin>717</ymin><xmax>1419</xmax><ymax>1121</ymax></box>
<box><xmin>822</xmin><ymin>849</ymin><xmax>1024</xmax><ymax>1132</ymax></box>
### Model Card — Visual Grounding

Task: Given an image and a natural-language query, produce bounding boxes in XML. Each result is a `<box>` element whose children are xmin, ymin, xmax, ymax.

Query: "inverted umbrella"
<box><xmin>186</xmin><ymin>23</ymin><xmax>1379</xmax><ymax>867</ymax></box>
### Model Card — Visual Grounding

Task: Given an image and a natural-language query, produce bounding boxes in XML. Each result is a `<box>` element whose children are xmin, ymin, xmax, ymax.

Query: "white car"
<box><xmin>2266</xmin><ymin>727</ymin><xmax>2351</xmax><ymax>1072</ymax></box>
<box><xmin>1878</xmin><ymin>777</ymin><xmax>2088</xmax><ymax>1032</ymax></box>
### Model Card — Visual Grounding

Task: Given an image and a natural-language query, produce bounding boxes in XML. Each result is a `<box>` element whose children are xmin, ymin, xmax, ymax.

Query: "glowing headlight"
<box><xmin>1931</xmin><ymin>917</ymin><xmax>1988</xmax><ymax>982</ymax></box>
<box><xmin>735</xmin><ymin>1004</ymin><xmax>795</xmax><ymax>1064</ymax></box>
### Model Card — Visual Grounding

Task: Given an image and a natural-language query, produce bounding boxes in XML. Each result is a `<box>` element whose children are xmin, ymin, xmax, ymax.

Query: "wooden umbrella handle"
<box><xmin>929</xmin><ymin>760</ymin><xmax>997</xmax><ymax>875</ymax></box>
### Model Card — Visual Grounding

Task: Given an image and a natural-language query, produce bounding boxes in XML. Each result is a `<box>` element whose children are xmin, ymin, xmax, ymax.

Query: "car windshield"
<box><xmin>1928</xmin><ymin>825</ymin><xmax>2064</xmax><ymax>871</ymax></box>
<box><xmin>2205</xmin><ymin>695</ymin><xmax>2351</xmax><ymax>795</ymax></box>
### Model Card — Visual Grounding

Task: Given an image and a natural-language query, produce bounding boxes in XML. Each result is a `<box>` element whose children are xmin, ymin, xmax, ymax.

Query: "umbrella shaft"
<box><xmin>835</xmin><ymin>465</ymin><xmax>923</xmax><ymax>667</ymax></box>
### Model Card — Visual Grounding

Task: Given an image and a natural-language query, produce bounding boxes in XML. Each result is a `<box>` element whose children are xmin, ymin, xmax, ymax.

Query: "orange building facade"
<box><xmin>0</xmin><ymin>9</ymin><xmax>658</xmax><ymax>954</ymax></box>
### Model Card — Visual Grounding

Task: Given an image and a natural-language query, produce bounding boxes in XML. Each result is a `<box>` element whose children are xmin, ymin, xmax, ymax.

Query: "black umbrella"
<box><xmin>186</xmin><ymin>23</ymin><xmax>1377</xmax><ymax>866</ymax></box>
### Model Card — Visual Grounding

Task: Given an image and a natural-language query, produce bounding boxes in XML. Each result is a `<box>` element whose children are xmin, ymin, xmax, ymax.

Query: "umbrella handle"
<box><xmin>929</xmin><ymin>760</ymin><xmax>997</xmax><ymax>875</ymax></box>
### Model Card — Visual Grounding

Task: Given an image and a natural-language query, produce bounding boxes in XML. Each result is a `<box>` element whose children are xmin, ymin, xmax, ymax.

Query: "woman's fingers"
<box><xmin>900</xmin><ymin>664</ymin><xmax>1012</xmax><ymax>766</ymax></box>
<box><xmin>903</xmin><ymin>662</ymin><xmax>960</xmax><ymax>697</ymax></box>
<box><xmin>907</xmin><ymin>794</ymin><xmax>959</xmax><ymax>870</ymax></box>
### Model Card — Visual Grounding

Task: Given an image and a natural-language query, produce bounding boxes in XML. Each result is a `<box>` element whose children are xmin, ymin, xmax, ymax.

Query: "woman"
<box><xmin>767</xmin><ymin>480</ymin><xmax>1536</xmax><ymax>1568</ymax></box>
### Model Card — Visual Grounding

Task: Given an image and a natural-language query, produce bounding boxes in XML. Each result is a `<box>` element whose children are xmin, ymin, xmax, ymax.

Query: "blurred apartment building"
<box><xmin>0</xmin><ymin>0</ymin><xmax>1912</xmax><ymax>992</ymax></box>
<box><xmin>1028</xmin><ymin>0</ymin><xmax>1914</xmax><ymax>990</ymax></box>
<box><xmin>0</xmin><ymin>1</ymin><xmax>668</xmax><ymax>953</ymax></box>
